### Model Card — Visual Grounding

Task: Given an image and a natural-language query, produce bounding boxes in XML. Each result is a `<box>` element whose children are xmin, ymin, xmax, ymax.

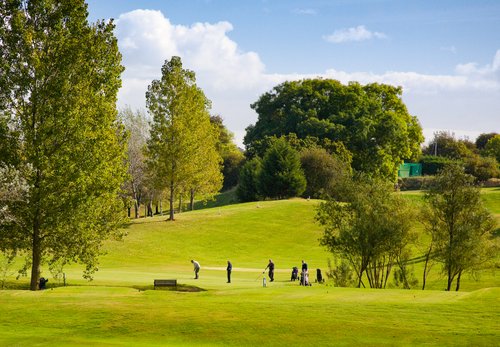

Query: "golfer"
<box><xmin>265</xmin><ymin>259</ymin><xmax>275</xmax><ymax>282</ymax></box>
<box><xmin>227</xmin><ymin>260</ymin><xmax>232</xmax><ymax>283</ymax></box>
<box><xmin>191</xmin><ymin>259</ymin><xmax>200</xmax><ymax>279</ymax></box>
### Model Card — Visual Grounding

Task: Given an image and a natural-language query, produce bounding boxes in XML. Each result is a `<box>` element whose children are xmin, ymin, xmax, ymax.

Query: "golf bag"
<box><xmin>300</xmin><ymin>270</ymin><xmax>310</xmax><ymax>286</ymax></box>
<box><xmin>291</xmin><ymin>267</ymin><xmax>299</xmax><ymax>281</ymax></box>
<box><xmin>316</xmin><ymin>268</ymin><xmax>324</xmax><ymax>283</ymax></box>
<box><xmin>39</xmin><ymin>277</ymin><xmax>48</xmax><ymax>290</ymax></box>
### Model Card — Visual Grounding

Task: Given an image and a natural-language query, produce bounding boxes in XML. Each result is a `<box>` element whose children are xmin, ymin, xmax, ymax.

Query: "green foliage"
<box><xmin>236</xmin><ymin>157</ymin><xmax>262</xmax><ymax>202</ymax></box>
<box><xmin>299</xmin><ymin>147</ymin><xmax>352</xmax><ymax>199</ymax></box>
<box><xmin>464</xmin><ymin>154</ymin><xmax>499</xmax><ymax>181</ymax></box>
<box><xmin>246</xmin><ymin>133</ymin><xmax>352</xmax><ymax>164</ymax></box>
<box><xmin>210</xmin><ymin>115</ymin><xmax>244</xmax><ymax>190</ymax></box>
<box><xmin>0</xmin><ymin>250</ymin><xmax>16</xmax><ymax>289</ymax></box>
<box><xmin>258</xmin><ymin>138</ymin><xmax>306</xmax><ymax>199</ymax></box>
<box><xmin>484</xmin><ymin>134</ymin><xmax>500</xmax><ymax>164</ymax></box>
<box><xmin>316</xmin><ymin>176</ymin><xmax>416</xmax><ymax>288</ymax></box>
<box><xmin>146</xmin><ymin>56</ymin><xmax>223</xmax><ymax>219</ymax></box>
<box><xmin>420</xmin><ymin>155</ymin><xmax>460</xmax><ymax>175</ymax></box>
<box><xmin>423</xmin><ymin>131</ymin><xmax>475</xmax><ymax>159</ymax></box>
<box><xmin>476</xmin><ymin>132</ymin><xmax>498</xmax><ymax>150</ymax></box>
<box><xmin>0</xmin><ymin>0</ymin><xmax>127</xmax><ymax>290</ymax></box>
<box><xmin>326</xmin><ymin>258</ymin><xmax>355</xmax><ymax>287</ymax></box>
<box><xmin>245</xmin><ymin>79</ymin><xmax>423</xmax><ymax>180</ymax></box>
<box><xmin>422</xmin><ymin>164</ymin><xmax>498</xmax><ymax>291</ymax></box>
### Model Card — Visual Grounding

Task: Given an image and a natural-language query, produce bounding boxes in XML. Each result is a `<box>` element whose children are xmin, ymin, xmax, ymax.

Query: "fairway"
<box><xmin>1</xmin><ymin>196</ymin><xmax>499</xmax><ymax>346</ymax></box>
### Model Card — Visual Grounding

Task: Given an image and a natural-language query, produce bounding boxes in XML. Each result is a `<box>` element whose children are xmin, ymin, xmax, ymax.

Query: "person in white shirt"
<box><xmin>191</xmin><ymin>260</ymin><xmax>200</xmax><ymax>279</ymax></box>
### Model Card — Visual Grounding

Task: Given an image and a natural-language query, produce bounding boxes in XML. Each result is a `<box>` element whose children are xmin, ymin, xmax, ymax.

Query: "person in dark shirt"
<box><xmin>301</xmin><ymin>260</ymin><xmax>308</xmax><ymax>272</ymax></box>
<box><xmin>265</xmin><ymin>259</ymin><xmax>275</xmax><ymax>282</ymax></box>
<box><xmin>227</xmin><ymin>260</ymin><xmax>232</xmax><ymax>283</ymax></box>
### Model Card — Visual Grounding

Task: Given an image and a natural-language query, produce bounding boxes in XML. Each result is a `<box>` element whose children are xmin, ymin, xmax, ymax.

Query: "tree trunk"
<box><xmin>422</xmin><ymin>244</ymin><xmax>432</xmax><ymax>290</ymax></box>
<box><xmin>134</xmin><ymin>200</ymin><xmax>139</xmax><ymax>219</ymax></box>
<box><xmin>30</xmin><ymin>223</ymin><xmax>42</xmax><ymax>291</ymax></box>
<box><xmin>127</xmin><ymin>207</ymin><xmax>131</xmax><ymax>218</ymax></box>
<box><xmin>357</xmin><ymin>267</ymin><xmax>364</xmax><ymax>288</ymax></box>
<box><xmin>155</xmin><ymin>203</ymin><xmax>159</xmax><ymax>215</ymax></box>
<box><xmin>160</xmin><ymin>200</ymin><xmax>163</xmax><ymax>216</ymax></box>
<box><xmin>147</xmin><ymin>200</ymin><xmax>153</xmax><ymax>217</ymax></box>
<box><xmin>190</xmin><ymin>189</ymin><xmax>195</xmax><ymax>211</ymax></box>
<box><xmin>455</xmin><ymin>271</ymin><xmax>462</xmax><ymax>291</ymax></box>
<box><xmin>178</xmin><ymin>195</ymin><xmax>182</xmax><ymax>213</ymax></box>
<box><xmin>169</xmin><ymin>181</ymin><xmax>175</xmax><ymax>221</ymax></box>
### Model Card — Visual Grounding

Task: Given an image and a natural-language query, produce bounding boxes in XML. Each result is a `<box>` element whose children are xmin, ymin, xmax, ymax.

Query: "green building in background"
<box><xmin>398</xmin><ymin>163</ymin><xmax>422</xmax><ymax>177</ymax></box>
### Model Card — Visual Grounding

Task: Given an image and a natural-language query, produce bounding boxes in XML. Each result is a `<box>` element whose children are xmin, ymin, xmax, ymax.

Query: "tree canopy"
<box><xmin>0</xmin><ymin>0</ymin><xmax>127</xmax><ymax>290</ymax></box>
<box><xmin>258</xmin><ymin>138</ymin><xmax>306</xmax><ymax>199</ymax></box>
<box><xmin>146</xmin><ymin>56</ymin><xmax>222</xmax><ymax>220</ymax></box>
<box><xmin>245</xmin><ymin>79</ymin><xmax>423</xmax><ymax>180</ymax></box>
<box><xmin>316</xmin><ymin>176</ymin><xmax>416</xmax><ymax>288</ymax></box>
<box><xmin>422</xmin><ymin>164</ymin><xmax>497</xmax><ymax>291</ymax></box>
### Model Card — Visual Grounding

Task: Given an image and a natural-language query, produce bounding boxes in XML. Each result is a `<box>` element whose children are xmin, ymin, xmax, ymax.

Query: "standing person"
<box><xmin>264</xmin><ymin>259</ymin><xmax>275</xmax><ymax>282</ymax></box>
<box><xmin>301</xmin><ymin>260</ymin><xmax>309</xmax><ymax>286</ymax></box>
<box><xmin>226</xmin><ymin>260</ymin><xmax>232</xmax><ymax>283</ymax></box>
<box><xmin>191</xmin><ymin>259</ymin><xmax>200</xmax><ymax>279</ymax></box>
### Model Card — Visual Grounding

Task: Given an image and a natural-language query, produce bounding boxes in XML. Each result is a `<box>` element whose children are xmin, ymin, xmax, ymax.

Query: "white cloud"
<box><xmin>323</xmin><ymin>25</ymin><xmax>387</xmax><ymax>43</ymax></box>
<box><xmin>114</xmin><ymin>10</ymin><xmax>500</xmax><ymax>147</ymax></box>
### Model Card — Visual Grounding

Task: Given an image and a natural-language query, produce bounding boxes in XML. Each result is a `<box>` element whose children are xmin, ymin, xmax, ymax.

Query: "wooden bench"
<box><xmin>154</xmin><ymin>279</ymin><xmax>177</xmax><ymax>289</ymax></box>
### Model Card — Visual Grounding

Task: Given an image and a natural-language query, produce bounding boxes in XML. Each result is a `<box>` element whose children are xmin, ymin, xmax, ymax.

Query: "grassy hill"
<box><xmin>0</xmin><ymin>189</ymin><xmax>499</xmax><ymax>346</ymax></box>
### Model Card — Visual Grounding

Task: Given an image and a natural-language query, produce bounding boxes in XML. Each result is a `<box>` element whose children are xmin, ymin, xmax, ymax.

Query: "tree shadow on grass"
<box><xmin>0</xmin><ymin>280</ymin><xmax>205</xmax><ymax>292</ymax></box>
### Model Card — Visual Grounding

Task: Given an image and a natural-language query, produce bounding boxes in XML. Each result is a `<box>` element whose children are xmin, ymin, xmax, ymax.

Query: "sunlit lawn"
<box><xmin>0</xmin><ymin>189</ymin><xmax>498</xmax><ymax>346</ymax></box>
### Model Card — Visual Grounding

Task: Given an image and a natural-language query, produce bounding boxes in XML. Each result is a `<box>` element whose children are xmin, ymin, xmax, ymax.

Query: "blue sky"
<box><xmin>87</xmin><ymin>0</ymin><xmax>500</xmax><ymax>146</ymax></box>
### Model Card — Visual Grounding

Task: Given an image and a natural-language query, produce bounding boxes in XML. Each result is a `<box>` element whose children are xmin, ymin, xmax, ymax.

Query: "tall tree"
<box><xmin>236</xmin><ymin>157</ymin><xmax>262</xmax><ymax>202</ymax></box>
<box><xmin>423</xmin><ymin>164</ymin><xmax>497</xmax><ymax>291</ymax></box>
<box><xmin>121</xmin><ymin>107</ymin><xmax>149</xmax><ymax>218</ymax></box>
<box><xmin>146</xmin><ymin>56</ymin><xmax>222</xmax><ymax>220</ymax></box>
<box><xmin>245</xmin><ymin>79</ymin><xmax>423</xmax><ymax>180</ymax></box>
<box><xmin>258</xmin><ymin>138</ymin><xmax>306</xmax><ymax>199</ymax></box>
<box><xmin>0</xmin><ymin>0</ymin><xmax>127</xmax><ymax>290</ymax></box>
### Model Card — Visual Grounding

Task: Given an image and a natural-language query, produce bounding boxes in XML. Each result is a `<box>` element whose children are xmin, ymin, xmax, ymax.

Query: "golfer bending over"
<box><xmin>191</xmin><ymin>259</ymin><xmax>200</xmax><ymax>279</ymax></box>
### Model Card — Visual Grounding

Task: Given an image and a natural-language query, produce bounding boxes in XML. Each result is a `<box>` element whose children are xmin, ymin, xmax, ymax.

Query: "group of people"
<box><xmin>191</xmin><ymin>259</ymin><xmax>233</xmax><ymax>283</ymax></box>
<box><xmin>190</xmin><ymin>258</ymin><xmax>320</xmax><ymax>285</ymax></box>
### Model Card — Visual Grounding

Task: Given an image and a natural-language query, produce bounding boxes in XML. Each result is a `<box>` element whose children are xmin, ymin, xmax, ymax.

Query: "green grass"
<box><xmin>0</xmin><ymin>190</ymin><xmax>499</xmax><ymax>346</ymax></box>
<box><xmin>0</xmin><ymin>286</ymin><xmax>498</xmax><ymax>346</ymax></box>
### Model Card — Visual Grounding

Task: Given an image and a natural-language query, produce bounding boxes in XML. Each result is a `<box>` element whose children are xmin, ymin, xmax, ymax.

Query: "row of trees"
<box><xmin>120</xmin><ymin>77</ymin><xmax>243</xmax><ymax>221</ymax></box>
<box><xmin>0</xmin><ymin>2</ymin><xmax>234</xmax><ymax>290</ymax></box>
<box><xmin>420</xmin><ymin>131</ymin><xmax>500</xmax><ymax>180</ymax></box>
<box><xmin>316</xmin><ymin>165</ymin><xmax>497</xmax><ymax>291</ymax></box>
<box><xmin>237</xmin><ymin>137</ymin><xmax>351</xmax><ymax>201</ymax></box>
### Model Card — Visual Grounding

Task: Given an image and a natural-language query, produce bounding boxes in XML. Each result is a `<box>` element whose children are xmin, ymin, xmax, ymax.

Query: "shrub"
<box><xmin>397</xmin><ymin>176</ymin><xmax>436</xmax><ymax>191</ymax></box>
<box><xmin>326</xmin><ymin>258</ymin><xmax>355</xmax><ymax>287</ymax></box>
<box><xmin>420</xmin><ymin>155</ymin><xmax>460</xmax><ymax>175</ymax></box>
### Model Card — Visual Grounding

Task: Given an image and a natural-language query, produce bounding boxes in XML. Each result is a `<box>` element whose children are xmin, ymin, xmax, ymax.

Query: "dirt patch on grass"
<box><xmin>132</xmin><ymin>284</ymin><xmax>206</xmax><ymax>292</ymax></box>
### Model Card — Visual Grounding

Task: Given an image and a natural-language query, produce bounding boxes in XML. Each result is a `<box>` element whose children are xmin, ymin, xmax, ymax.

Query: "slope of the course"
<box><xmin>0</xmin><ymin>195</ymin><xmax>498</xmax><ymax>346</ymax></box>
